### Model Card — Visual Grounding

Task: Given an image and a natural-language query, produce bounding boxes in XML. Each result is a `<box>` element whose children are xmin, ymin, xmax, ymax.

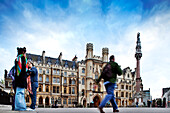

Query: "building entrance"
<box><xmin>93</xmin><ymin>96</ymin><xmax>100</xmax><ymax>107</ymax></box>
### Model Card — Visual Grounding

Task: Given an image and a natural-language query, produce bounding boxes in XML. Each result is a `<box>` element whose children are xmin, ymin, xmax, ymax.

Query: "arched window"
<box><xmin>45</xmin><ymin>97</ymin><xmax>49</xmax><ymax>105</ymax></box>
<box><xmin>82</xmin><ymin>78</ymin><xmax>85</xmax><ymax>85</ymax></box>
<box><xmin>39</xmin><ymin>96</ymin><xmax>43</xmax><ymax>105</ymax></box>
<box><xmin>72</xmin><ymin>79</ymin><xmax>75</xmax><ymax>85</ymax></box>
<box><xmin>82</xmin><ymin>68</ymin><xmax>85</xmax><ymax>73</ymax></box>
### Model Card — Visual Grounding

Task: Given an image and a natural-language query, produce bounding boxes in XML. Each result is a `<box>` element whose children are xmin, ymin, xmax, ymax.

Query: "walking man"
<box><xmin>27</xmin><ymin>60</ymin><xmax>38</xmax><ymax>110</ymax></box>
<box><xmin>96</xmin><ymin>55</ymin><xmax>122</xmax><ymax>113</ymax></box>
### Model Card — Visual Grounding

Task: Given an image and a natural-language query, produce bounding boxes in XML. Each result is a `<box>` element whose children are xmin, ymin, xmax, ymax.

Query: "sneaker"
<box><xmin>113</xmin><ymin>109</ymin><xmax>119</xmax><ymax>112</ymax></box>
<box><xmin>98</xmin><ymin>107</ymin><xmax>105</xmax><ymax>113</ymax></box>
<box><xmin>26</xmin><ymin>108</ymin><xmax>35</xmax><ymax>111</ymax></box>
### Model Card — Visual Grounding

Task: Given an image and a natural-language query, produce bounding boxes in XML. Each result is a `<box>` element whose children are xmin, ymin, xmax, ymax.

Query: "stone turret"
<box><xmin>85</xmin><ymin>43</ymin><xmax>94</xmax><ymax>104</ymax></box>
<box><xmin>102</xmin><ymin>48</ymin><xmax>109</xmax><ymax>62</ymax></box>
<box><xmin>86</xmin><ymin>43</ymin><xmax>93</xmax><ymax>59</ymax></box>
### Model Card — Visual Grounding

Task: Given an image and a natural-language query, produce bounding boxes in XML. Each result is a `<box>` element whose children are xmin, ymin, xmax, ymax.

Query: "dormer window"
<box><xmin>65</xmin><ymin>60</ymin><xmax>68</xmax><ymax>68</ymax></box>
<box><xmin>47</xmin><ymin>57</ymin><xmax>51</xmax><ymax>65</ymax></box>
<box><xmin>37</xmin><ymin>56</ymin><xmax>41</xmax><ymax>64</ymax></box>
<box><xmin>72</xmin><ymin>61</ymin><xmax>76</xmax><ymax>69</ymax></box>
<box><xmin>56</xmin><ymin>59</ymin><xmax>60</xmax><ymax>65</ymax></box>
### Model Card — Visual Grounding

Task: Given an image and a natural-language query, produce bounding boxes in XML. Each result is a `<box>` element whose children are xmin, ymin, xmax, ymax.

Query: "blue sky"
<box><xmin>0</xmin><ymin>0</ymin><xmax>170</xmax><ymax>99</ymax></box>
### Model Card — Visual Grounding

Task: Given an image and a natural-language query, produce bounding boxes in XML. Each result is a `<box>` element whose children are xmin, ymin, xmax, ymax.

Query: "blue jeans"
<box><xmin>15</xmin><ymin>87</ymin><xmax>26</xmax><ymax>111</ymax></box>
<box><xmin>30</xmin><ymin>84</ymin><xmax>38</xmax><ymax>109</ymax></box>
<box><xmin>99</xmin><ymin>83</ymin><xmax>118</xmax><ymax>110</ymax></box>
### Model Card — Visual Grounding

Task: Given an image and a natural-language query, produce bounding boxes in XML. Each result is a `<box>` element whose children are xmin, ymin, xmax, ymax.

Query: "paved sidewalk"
<box><xmin>0</xmin><ymin>105</ymin><xmax>37</xmax><ymax>113</ymax></box>
<box><xmin>0</xmin><ymin>105</ymin><xmax>170</xmax><ymax>113</ymax></box>
<box><xmin>35</xmin><ymin>107</ymin><xmax>170</xmax><ymax>113</ymax></box>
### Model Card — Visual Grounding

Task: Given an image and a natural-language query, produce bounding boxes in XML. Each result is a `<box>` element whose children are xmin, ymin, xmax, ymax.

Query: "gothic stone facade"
<box><xmin>5</xmin><ymin>43</ymin><xmax>143</xmax><ymax>107</ymax></box>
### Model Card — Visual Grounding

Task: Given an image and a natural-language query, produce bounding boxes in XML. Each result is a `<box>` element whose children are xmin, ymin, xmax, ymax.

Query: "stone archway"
<box><xmin>39</xmin><ymin>96</ymin><xmax>43</xmax><ymax>105</ymax></box>
<box><xmin>93</xmin><ymin>95</ymin><xmax>100</xmax><ymax>107</ymax></box>
<box><xmin>45</xmin><ymin>97</ymin><xmax>49</xmax><ymax>105</ymax></box>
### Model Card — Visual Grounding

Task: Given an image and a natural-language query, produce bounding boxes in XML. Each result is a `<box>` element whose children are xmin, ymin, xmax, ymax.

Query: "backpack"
<box><xmin>102</xmin><ymin>63</ymin><xmax>113</xmax><ymax>79</ymax></box>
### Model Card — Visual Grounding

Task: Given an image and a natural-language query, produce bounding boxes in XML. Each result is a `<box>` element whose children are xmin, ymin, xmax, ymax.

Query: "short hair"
<box><xmin>109</xmin><ymin>55</ymin><xmax>115</xmax><ymax>61</ymax></box>
<box><xmin>28</xmin><ymin>60</ymin><xmax>34</xmax><ymax>66</ymax></box>
<box><xmin>17</xmin><ymin>47</ymin><xmax>26</xmax><ymax>55</ymax></box>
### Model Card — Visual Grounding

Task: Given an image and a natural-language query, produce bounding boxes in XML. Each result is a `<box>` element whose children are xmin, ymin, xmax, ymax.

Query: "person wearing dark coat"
<box><xmin>96</xmin><ymin>55</ymin><xmax>122</xmax><ymax>113</ymax></box>
<box><xmin>27</xmin><ymin>60</ymin><xmax>38</xmax><ymax>110</ymax></box>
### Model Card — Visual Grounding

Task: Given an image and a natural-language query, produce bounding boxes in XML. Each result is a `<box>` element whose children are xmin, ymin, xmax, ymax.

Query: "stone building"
<box><xmin>162</xmin><ymin>87</ymin><xmax>170</xmax><ymax>107</ymax></box>
<box><xmin>5</xmin><ymin>43</ymin><xmax>143</xmax><ymax>107</ymax></box>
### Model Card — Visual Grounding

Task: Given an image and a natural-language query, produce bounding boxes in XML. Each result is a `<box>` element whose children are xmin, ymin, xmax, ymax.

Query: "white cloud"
<box><xmin>0</xmin><ymin>0</ymin><xmax>170</xmax><ymax>100</ymax></box>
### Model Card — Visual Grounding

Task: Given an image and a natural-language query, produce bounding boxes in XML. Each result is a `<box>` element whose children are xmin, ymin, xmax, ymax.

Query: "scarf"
<box><xmin>16</xmin><ymin>54</ymin><xmax>28</xmax><ymax>76</ymax></box>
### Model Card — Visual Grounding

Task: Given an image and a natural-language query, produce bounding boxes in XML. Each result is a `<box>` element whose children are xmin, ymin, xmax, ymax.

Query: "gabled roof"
<box><xmin>26</xmin><ymin>53</ymin><xmax>78</xmax><ymax>69</ymax></box>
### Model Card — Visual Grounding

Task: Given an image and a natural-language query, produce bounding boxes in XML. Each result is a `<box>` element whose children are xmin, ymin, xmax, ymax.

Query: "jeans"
<box><xmin>12</xmin><ymin>81</ymin><xmax>16</xmax><ymax>110</ymax></box>
<box><xmin>30</xmin><ymin>84</ymin><xmax>38</xmax><ymax>109</ymax></box>
<box><xmin>15</xmin><ymin>87</ymin><xmax>26</xmax><ymax>111</ymax></box>
<box><xmin>99</xmin><ymin>83</ymin><xmax>118</xmax><ymax>110</ymax></box>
